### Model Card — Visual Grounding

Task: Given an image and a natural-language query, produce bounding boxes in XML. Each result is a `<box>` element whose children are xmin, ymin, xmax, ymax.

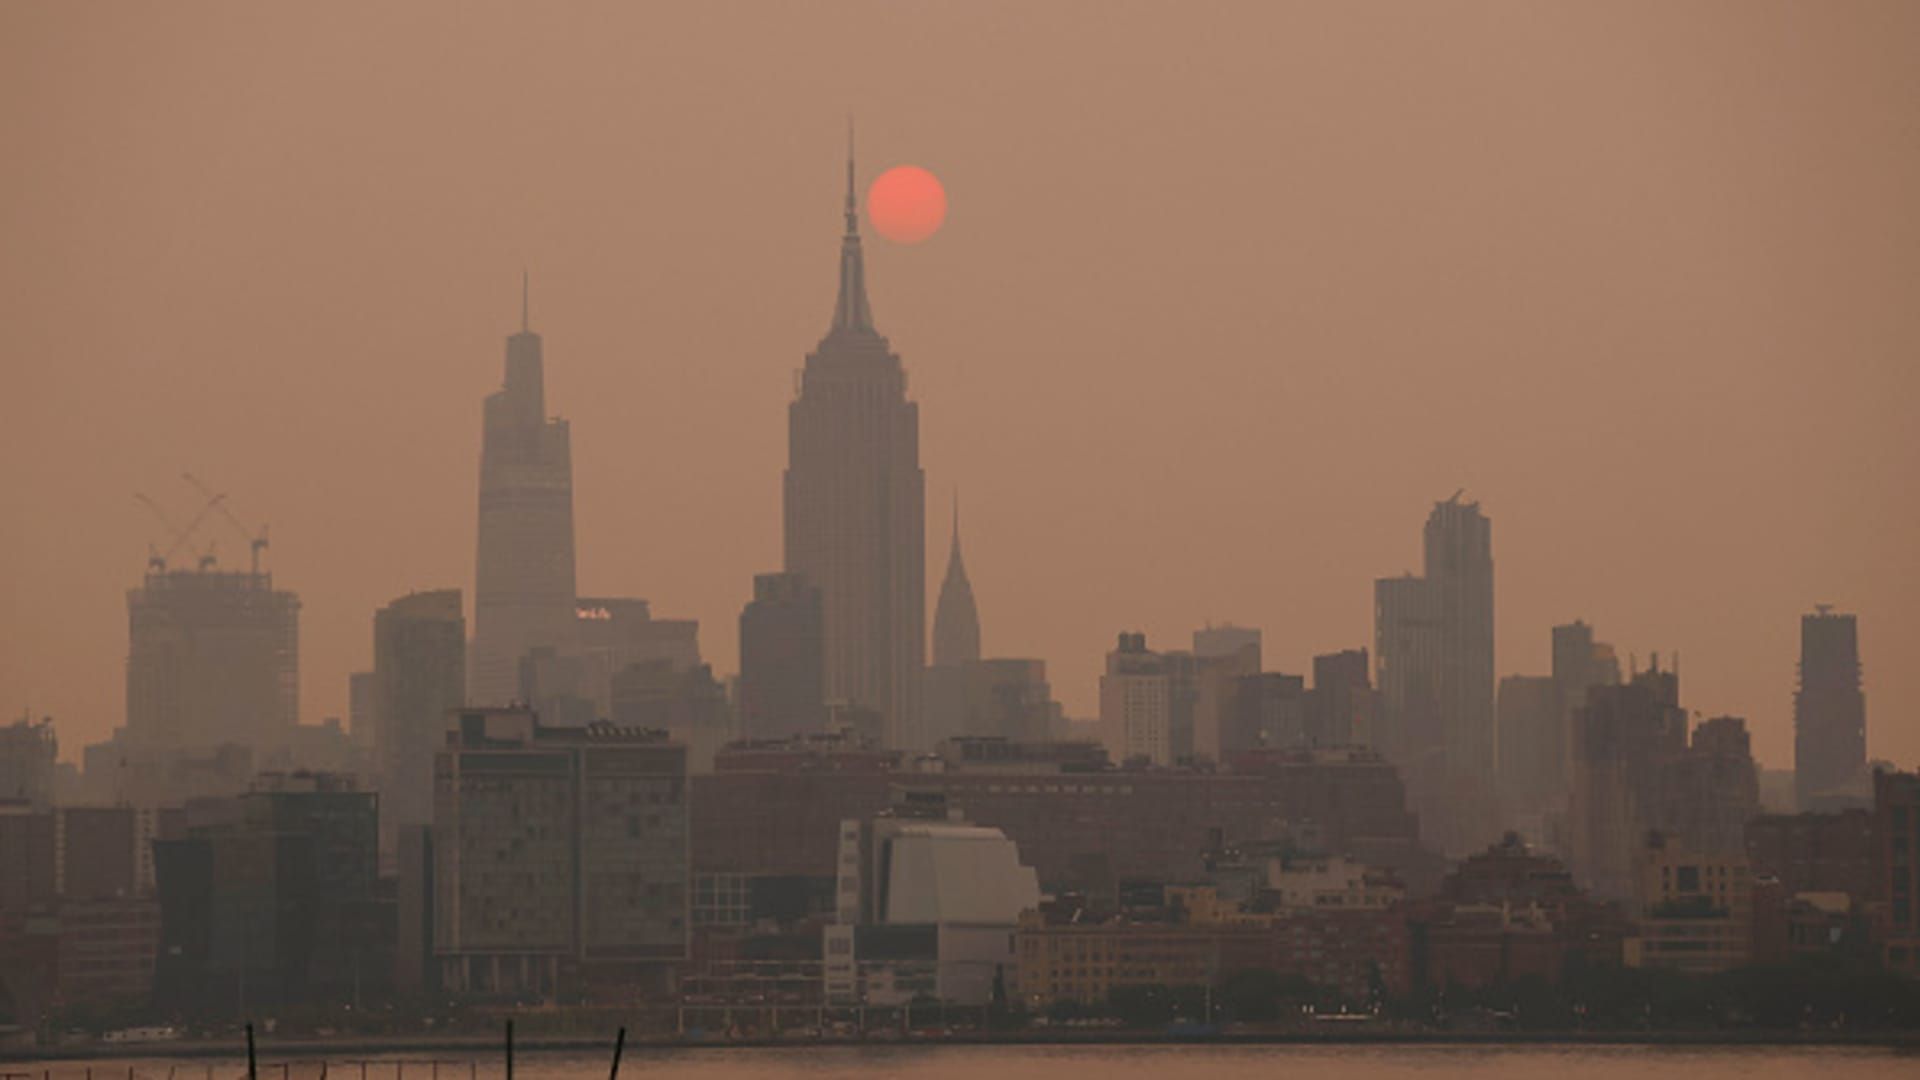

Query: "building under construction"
<box><xmin>125</xmin><ymin>566</ymin><xmax>300</xmax><ymax>755</ymax></box>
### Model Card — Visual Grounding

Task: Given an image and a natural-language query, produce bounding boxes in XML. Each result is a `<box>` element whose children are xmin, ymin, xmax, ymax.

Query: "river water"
<box><xmin>11</xmin><ymin>1045</ymin><xmax>1919</xmax><ymax>1080</ymax></box>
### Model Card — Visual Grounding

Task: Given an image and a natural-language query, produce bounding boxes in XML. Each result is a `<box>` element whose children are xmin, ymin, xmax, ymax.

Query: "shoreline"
<box><xmin>14</xmin><ymin>1028</ymin><xmax>1920</xmax><ymax>1063</ymax></box>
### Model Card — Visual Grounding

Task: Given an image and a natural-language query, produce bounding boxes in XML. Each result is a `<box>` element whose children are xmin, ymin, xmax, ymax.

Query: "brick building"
<box><xmin>692</xmin><ymin>740</ymin><xmax>1426</xmax><ymax>901</ymax></box>
<box><xmin>1874</xmin><ymin>769</ymin><xmax>1919</xmax><ymax>974</ymax></box>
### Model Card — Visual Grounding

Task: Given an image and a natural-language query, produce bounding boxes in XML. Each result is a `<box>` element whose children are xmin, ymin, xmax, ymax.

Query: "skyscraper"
<box><xmin>373</xmin><ymin>589</ymin><xmax>465</xmax><ymax>852</ymax></box>
<box><xmin>1551</xmin><ymin>621</ymin><xmax>1620</xmax><ymax>766</ymax></box>
<box><xmin>1494</xmin><ymin>673</ymin><xmax>1557</xmax><ymax>817</ymax></box>
<box><xmin>1568</xmin><ymin>658</ymin><xmax>1687</xmax><ymax>898</ymax></box>
<box><xmin>0</xmin><ymin>716</ymin><xmax>56</xmax><ymax>809</ymax></box>
<box><xmin>1424</xmin><ymin>494</ymin><xmax>1495</xmax><ymax>787</ymax></box>
<box><xmin>470</xmin><ymin>281</ymin><xmax>578</xmax><ymax>705</ymax></box>
<box><xmin>783</xmin><ymin>142</ymin><xmax>926</xmax><ymax>748</ymax></box>
<box><xmin>1795</xmin><ymin>607</ymin><xmax>1867</xmax><ymax>811</ymax></box>
<box><xmin>1373</xmin><ymin>574</ymin><xmax>1441</xmax><ymax>787</ymax></box>
<box><xmin>931</xmin><ymin>503</ymin><xmax>981</xmax><ymax>669</ymax></box>
<box><xmin>1373</xmin><ymin>493</ymin><xmax>1494</xmax><ymax>855</ymax></box>
<box><xmin>924</xmin><ymin>506</ymin><xmax>984</xmax><ymax>745</ymax></box>
<box><xmin>738</xmin><ymin>572</ymin><xmax>826</xmax><ymax>740</ymax></box>
<box><xmin>1099</xmin><ymin>633</ymin><xmax>1172</xmax><ymax>765</ymax></box>
<box><xmin>1191</xmin><ymin>627</ymin><xmax>1263</xmax><ymax>760</ymax></box>
<box><xmin>1309</xmin><ymin>648</ymin><xmax>1375</xmax><ymax>748</ymax></box>
<box><xmin>125</xmin><ymin>566</ymin><xmax>300</xmax><ymax>756</ymax></box>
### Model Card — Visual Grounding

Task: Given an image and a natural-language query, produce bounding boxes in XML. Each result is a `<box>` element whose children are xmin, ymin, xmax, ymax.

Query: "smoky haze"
<box><xmin>2</xmin><ymin>1</ymin><xmax>1917</xmax><ymax>771</ymax></box>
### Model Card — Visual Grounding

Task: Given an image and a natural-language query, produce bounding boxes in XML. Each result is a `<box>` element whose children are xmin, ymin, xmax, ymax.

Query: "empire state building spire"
<box><xmin>785</xmin><ymin>128</ymin><xmax>925</xmax><ymax>749</ymax></box>
<box><xmin>831</xmin><ymin>122</ymin><xmax>874</xmax><ymax>335</ymax></box>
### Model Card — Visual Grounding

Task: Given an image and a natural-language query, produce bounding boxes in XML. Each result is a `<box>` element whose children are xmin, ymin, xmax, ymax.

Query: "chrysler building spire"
<box><xmin>932</xmin><ymin>492</ymin><xmax>981</xmax><ymax>668</ymax></box>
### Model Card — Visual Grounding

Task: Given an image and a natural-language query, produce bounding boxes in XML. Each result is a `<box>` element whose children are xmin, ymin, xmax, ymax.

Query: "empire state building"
<box><xmin>783</xmin><ymin>145</ymin><xmax>926</xmax><ymax>748</ymax></box>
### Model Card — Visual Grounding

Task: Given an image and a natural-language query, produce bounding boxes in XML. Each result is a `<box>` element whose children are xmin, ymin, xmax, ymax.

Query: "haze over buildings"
<box><xmin>3</xmin><ymin>5</ymin><xmax>1917</xmax><ymax>771</ymax></box>
<box><xmin>6</xmin><ymin>3</ymin><xmax>1920</xmax><ymax>1045</ymax></box>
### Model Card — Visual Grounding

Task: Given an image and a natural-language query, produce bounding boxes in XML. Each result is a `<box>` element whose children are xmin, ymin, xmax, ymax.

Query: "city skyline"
<box><xmin>4</xmin><ymin>3</ymin><xmax>1918</xmax><ymax>772</ymax></box>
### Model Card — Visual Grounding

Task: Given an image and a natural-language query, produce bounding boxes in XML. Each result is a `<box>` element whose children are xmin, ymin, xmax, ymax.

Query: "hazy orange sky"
<box><xmin>3</xmin><ymin>2</ymin><xmax>1916</xmax><ymax>771</ymax></box>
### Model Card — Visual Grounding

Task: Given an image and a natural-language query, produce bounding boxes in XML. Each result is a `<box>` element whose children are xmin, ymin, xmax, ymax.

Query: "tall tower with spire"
<box><xmin>783</xmin><ymin>134</ymin><xmax>926</xmax><ymax>748</ymax></box>
<box><xmin>932</xmin><ymin>496</ymin><xmax>981</xmax><ymax>668</ymax></box>
<box><xmin>470</xmin><ymin>276</ymin><xmax>579</xmax><ymax>705</ymax></box>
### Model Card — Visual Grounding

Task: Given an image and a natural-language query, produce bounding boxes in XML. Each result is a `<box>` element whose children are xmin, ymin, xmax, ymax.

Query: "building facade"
<box><xmin>0</xmin><ymin>717</ymin><xmax>56</xmax><ymax>809</ymax></box>
<box><xmin>1625</xmin><ymin>831</ymin><xmax>1753</xmax><ymax>975</ymax></box>
<box><xmin>373</xmin><ymin>589</ymin><xmax>465</xmax><ymax>853</ymax></box>
<box><xmin>125</xmin><ymin>567</ymin><xmax>300</xmax><ymax>756</ymax></box>
<box><xmin>1874</xmin><ymin>769</ymin><xmax>1919</xmax><ymax>975</ymax></box>
<box><xmin>1099</xmin><ymin>633</ymin><xmax>1173</xmax><ymax>766</ymax></box>
<box><xmin>783</xmin><ymin>148</ymin><xmax>926</xmax><ymax>750</ymax></box>
<box><xmin>432</xmin><ymin>709</ymin><xmax>688</xmax><ymax>997</ymax></box>
<box><xmin>470</xmin><ymin>287</ymin><xmax>579</xmax><ymax>706</ymax></box>
<box><xmin>1568</xmin><ymin>662</ymin><xmax>1688</xmax><ymax>899</ymax></box>
<box><xmin>1795</xmin><ymin>607</ymin><xmax>1867</xmax><ymax>811</ymax></box>
<box><xmin>1494</xmin><ymin>674</ymin><xmax>1558</xmax><ymax>828</ymax></box>
<box><xmin>152</xmin><ymin>772</ymin><xmax>384</xmax><ymax>1011</ymax></box>
<box><xmin>738</xmin><ymin>572</ymin><xmax>827</xmax><ymax>740</ymax></box>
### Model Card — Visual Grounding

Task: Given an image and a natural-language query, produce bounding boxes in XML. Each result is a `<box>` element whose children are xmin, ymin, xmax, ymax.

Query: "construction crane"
<box><xmin>182</xmin><ymin>472</ymin><xmax>270</xmax><ymax>575</ymax></box>
<box><xmin>133</xmin><ymin>490</ymin><xmax>228</xmax><ymax>571</ymax></box>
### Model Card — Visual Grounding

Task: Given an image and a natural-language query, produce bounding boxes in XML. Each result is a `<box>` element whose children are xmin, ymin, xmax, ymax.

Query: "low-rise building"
<box><xmin>825</xmin><ymin>794</ymin><xmax>1039</xmax><ymax>1008</ymax></box>
<box><xmin>1016</xmin><ymin>881</ymin><xmax>1410</xmax><ymax>1010</ymax></box>
<box><xmin>1267</xmin><ymin>854</ymin><xmax>1404</xmax><ymax>912</ymax></box>
<box><xmin>1625</xmin><ymin>831</ymin><xmax>1753</xmax><ymax>975</ymax></box>
<box><xmin>1411</xmin><ymin>833</ymin><xmax>1625</xmax><ymax>989</ymax></box>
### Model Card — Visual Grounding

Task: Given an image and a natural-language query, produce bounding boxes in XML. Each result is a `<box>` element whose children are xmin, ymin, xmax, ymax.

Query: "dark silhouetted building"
<box><xmin>372</xmin><ymin>589</ymin><xmax>465</xmax><ymax>854</ymax></box>
<box><xmin>348</xmin><ymin>670</ymin><xmax>375</xmax><ymax>756</ymax></box>
<box><xmin>1874</xmin><ymin>768</ymin><xmax>1919</xmax><ymax>975</ymax></box>
<box><xmin>1662</xmin><ymin>715</ymin><xmax>1760</xmax><ymax>858</ymax></box>
<box><xmin>1494</xmin><ymin>674</ymin><xmax>1558</xmax><ymax>827</ymax></box>
<box><xmin>0</xmin><ymin>803</ymin><xmax>56</xmax><ymax>917</ymax></box>
<box><xmin>738</xmin><ymin>572</ymin><xmax>826</xmax><ymax>740</ymax></box>
<box><xmin>1307</xmin><ymin>648</ymin><xmax>1374</xmax><ymax>748</ymax></box>
<box><xmin>0</xmin><ymin>716</ymin><xmax>56</xmax><ymax>808</ymax></box>
<box><xmin>930</xmin><ymin>505</ymin><xmax>980</xmax><ymax>669</ymax></box>
<box><xmin>1568</xmin><ymin>660</ymin><xmax>1687</xmax><ymax>899</ymax></box>
<box><xmin>1411</xmin><ymin>833</ymin><xmax>1624</xmax><ymax>990</ymax></box>
<box><xmin>783</xmin><ymin>145</ymin><xmax>925</xmax><ymax>750</ymax></box>
<box><xmin>925</xmin><ymin>509</ymin><xmax>989</xmax><ymax>746</ymax></box>
<box><xmin>1374</xmin><ymin>574</ymin><xmax>1439</xmax><ymax>768</ymax></box>
<box><xmin>1795</xmin><ymin>607</ymin><xmax>1867</xmax><ymax>811</ymax></box>
<box><xmin>1746</xmin><ymin>809</ymin><xmax>1875</xmax><ymax>901</ymax></box>
<box><xmin>470</xmin><ymin>283</ymin><xmax>578</xmax><ymax>705</ymax></box>
<box><xmin>153</xmin><ymin>772</ymin><xmax>384</xmax><ymax>1012</ymax></box>
<box><xmin>432</xmin><ymin>709</ymin><xmax>688</xmax><ymax>998</ymax></box>
<box><xmin>1226</xmin><ymin>672</ymin><xmax>1306</xmax><ymax>756</ymax></box>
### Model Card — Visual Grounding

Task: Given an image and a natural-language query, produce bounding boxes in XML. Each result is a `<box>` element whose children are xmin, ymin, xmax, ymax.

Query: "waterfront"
<box><xmin>11</xmin><ymin>1045</ymin><xmax>1920</xmax><ymax>1080</ymax></box>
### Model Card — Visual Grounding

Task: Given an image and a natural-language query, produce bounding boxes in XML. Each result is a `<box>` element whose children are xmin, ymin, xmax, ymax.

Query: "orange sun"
<box><xmin>867</xmin><ymin>165</ymin><xmax>947</xmax><ymax>244</ymax></box>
